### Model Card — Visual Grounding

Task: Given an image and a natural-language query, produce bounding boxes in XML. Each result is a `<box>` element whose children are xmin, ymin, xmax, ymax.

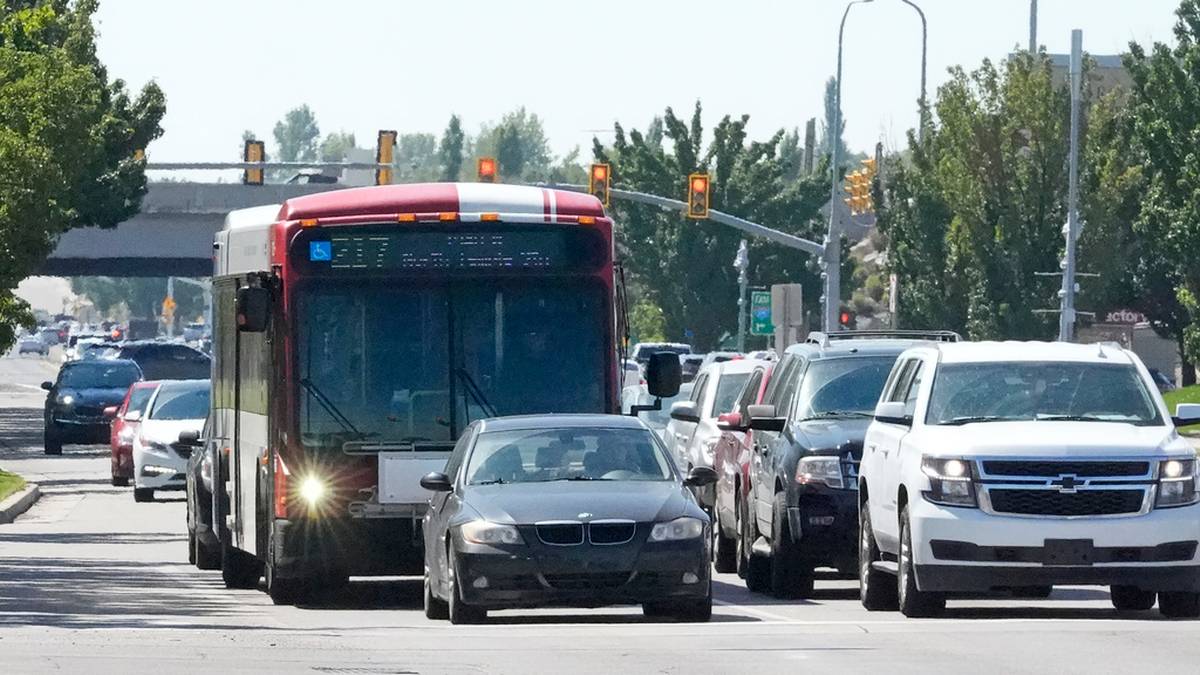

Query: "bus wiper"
<box><xmin>455</xmin><ymin>368</ymin><xmax>498</xmax><ymax>419</ymax></box>
<box><xmin>299</xmin><ymin>378</ymin><xmax>364</xmax><ymax>438</ymax></box>
<box><xmin>939</xmin><ymin>415</ymin><xmax>1017</xmax><ymax>426</ymax></box>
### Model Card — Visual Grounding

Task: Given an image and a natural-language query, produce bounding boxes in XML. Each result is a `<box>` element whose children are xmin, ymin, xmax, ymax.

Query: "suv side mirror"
<box><xmin>1174</xmin><ymin>403</ymin><xmax>1200</xmax><ymax>427</ymax></box>
<box><xmin>716</xmin><ymin>411</ymin><xmax>745</xmax><ymax>432</ymax></box>
<box><xmin>177</xmin><ymin>429</ymin><xmax>202</xmax><ymax>446</ymax></box>
<box><xmin>236</xmin><ymin>286</ymin><xmax>271</xmax><ymax>333</ymax></box>
<box><xmin>644</xmin><ymin>352</ymin><xmax>681</xmax><ymax>399</ymax></box>
<box><xmin>874</xmin><ymin>401</ymin><xmax>911</xmax><ymax>426</ymax></box>
<box><xmin>40</xmin><ymin>381</ymin><xmax>53</xmax><ymax>391</ymax></box>
<box><xmin>670</xmin><ymin>400</ymin><xmax>700</xmax><ymax>423</ymax></box>
<box><xmin>102</xmin><ymin>406</ymin><xmax>119</xmax><ymax>419</ymax></box>
<box><xmin>684</xmin><ymin>465</ymin><xmax>718</xmax><ymax>487</ymax></box>
<box><xmin>747</xmin><ymin>404</ymin><xmax>785</xmax><ymax>432</ymax></box>
<box><xmin>420</xmin><ymin>471</ymin><xmax>453</xmax><ymax>492</ymax></box>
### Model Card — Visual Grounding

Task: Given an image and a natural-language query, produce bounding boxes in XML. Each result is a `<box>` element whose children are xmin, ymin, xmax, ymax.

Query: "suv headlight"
<box><xmin>460</xmin><ymin>520</ymin><xmax>524</xmax><ymax>545</ymax></box>
<box><xmin>1156</xmin><ymin>458</ymin><xmax>1198</xmax><ymax>508</ymax></box>
<box><xmin>649</xmin><ymin>517</ymin><xmax>706</xmax><ymax>541</ymax></box>
<box><xmin>795</xmin><ymin>456</ymin><xmax>845</xmax><ymax>489</ymax></box>
<box><xmin>56</xmin><ymin>393</ymin><xmax>75</xmax><ymax>406</ymax></box>
<box><xmin>921</xmin><ymin>456</ymin><xmax>977</xmax><ymax>508</ymax></box>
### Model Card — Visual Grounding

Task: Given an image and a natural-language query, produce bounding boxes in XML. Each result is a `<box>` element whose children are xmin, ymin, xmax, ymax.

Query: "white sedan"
<box><xmin>132</xmin><ymin>379</ymin><xmax>210</xmax><ymax>503</ymax></box>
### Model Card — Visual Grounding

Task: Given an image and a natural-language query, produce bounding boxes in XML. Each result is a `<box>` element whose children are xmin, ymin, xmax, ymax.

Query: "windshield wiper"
<box><xmin>455</xmin><ymin>368</ymin><xmax>498</xmax><ymax>420</ymax></box>
<box><xmin>299</xmin><ymin>378</ymin><xmax>365</xmax><ymax>439</ymax></box>
<box><xmin>1035</xmin><ymin>414</ymin><xmax>1121</xmax><ymax>423</ymax></box>
<box><xmin>800</xmin><ymin>410</ymin><xmax>873</xmax><ymax>421</ymax></box>
<box><xmin>939</xmin><ymin>415</ymin><xmax>1020</xmax><ymax>426</ymax></box>
<box><xmin>474</xmin><ymin>477</ymin><xmax>507</xmax><ymax>485</ymax></box>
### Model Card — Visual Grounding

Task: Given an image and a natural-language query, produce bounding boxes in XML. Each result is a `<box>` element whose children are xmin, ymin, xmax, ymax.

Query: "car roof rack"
<box><xmin>804</xmin><ymin>330</ymin><xmax>962</xmax><ymax>347</ymax></box>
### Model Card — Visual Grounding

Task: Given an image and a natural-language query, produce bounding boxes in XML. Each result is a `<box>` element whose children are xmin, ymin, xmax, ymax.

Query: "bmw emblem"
<box><xmin>577</xmin><ymin>512</ymin><xmax>593</xmax><ymax>519</ymax></box>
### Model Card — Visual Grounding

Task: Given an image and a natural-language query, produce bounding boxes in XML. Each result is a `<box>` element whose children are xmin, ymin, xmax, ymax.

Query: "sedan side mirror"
<box><xmin>669</xmin><ymin>400</ymin><xmax>700</xmax><ymax>423</ymax></box>
<box><xmin>177</xmin><ymin>429</ymin><xmax>202</xmax><ymax>446</ymax></box>
<box><xmin>645</xmin><ymin>351</ymin><xmax>682</xmax><ymax>399</ymax></box>
<box><xmin>102</xmin><ymin>406</ymin><xmax>119</xmax><ymax>419</ymax></box>
<box><xmin>747</xmin><ymin>404</ymin><xmax>785</xmax><ymax>432</ymax></box>
<box><xmin>684</xmin><ymin>465</ymin><xmax>718</xmax><ymax>487</ymax></box>
<box><xmin>1173</xmin><ymin>403</ymin><xmax>1200</xmax><ymax>427</ymax></box>
<box><xmin>40</xmin><ymin>381</ymin><xmax>53</xmax><ymax>391</ymax></box>
<box><xmin>874</xmin><ymin>401</ymin><xmax>911</xmax><ymax>426</ymax></box>
<box><xmin>420</xmin><ymin>471</ymin><xmax>453</xmax><ymax>492</ymax></box>
<box><xmin>716</xmin><ymin>411</ymin><xmax>745</xmax><ymax>432</ymax></box>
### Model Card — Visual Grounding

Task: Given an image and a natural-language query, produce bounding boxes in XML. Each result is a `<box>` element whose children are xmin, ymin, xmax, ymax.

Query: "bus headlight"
<box><xmin>299</xmin><ymin>476</ymin><xmax>328</xmax><ymax>506</ymax></box>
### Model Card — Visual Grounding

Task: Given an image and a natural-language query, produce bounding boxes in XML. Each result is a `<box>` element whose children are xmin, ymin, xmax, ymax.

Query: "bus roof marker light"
<box><xmin>480</xmin><ymin>213</ymin><xmax>500</xmax><ymax>222</ymax></box>
<box><xmin>577</xmin><ymin>215</ymin><xmax>596</xmax><ymax>225</ymax></box>
<box><xmin>439</xmin><ymin>212</ymin><xmax>458</xmax><ymax>221</ymax></box>
<box><xmin>299</xmin><ymin>218</ymin><xmax>319</xmax><ymax>228</ymax></box>
<box><xmin>397</xmin><ymin>213</ymin><xmax>416</xmax><ymax>222</ymax></box>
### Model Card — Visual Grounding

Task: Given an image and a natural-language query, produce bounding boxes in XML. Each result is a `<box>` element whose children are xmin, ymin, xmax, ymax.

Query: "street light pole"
<box><xmin>898</xmin><ymin>0</ymin><xmax>928</xmax><ymax>140</ymax></box>
<box><xmin>824</xmin><ymin>0</ymin><xmax>875</xmax><ymax>333</ymax></box>
<box><xmin>1059</xmin><ymin>29</ymin><xmax>1083</xmax><ymax>342</ymax></box>
<box><xmin>734</xmin><ymin>240</ymin><xmax>749</xmax><ymax>352</ymax></box>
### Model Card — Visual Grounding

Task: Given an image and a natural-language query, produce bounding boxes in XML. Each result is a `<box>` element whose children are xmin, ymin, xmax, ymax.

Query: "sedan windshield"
<box><xmin>59</xmin><ymin>362</ymin><xmax>141</xmax><ymax>389</ymax></box>
<box><xmin>926</xmin><ymin>362</ymin><xmax>1162</xmax><ymax>426</ymax></box>
<box><xmin>150</xmin><ymin>384</ymin><xmax>210</xmax><ymax>421</ymax></box>
<box><xmin>465</xmin><ymin>427</ymin><xmax>672</xmax><ymax>484</ymax></box>
<box><xmin>794</xmin><ymin>356</ymin><xmax>897</xmax><ymax>420</ymax></box>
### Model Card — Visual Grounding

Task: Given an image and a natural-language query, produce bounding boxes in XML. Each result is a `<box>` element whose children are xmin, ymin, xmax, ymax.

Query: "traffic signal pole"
<box><xmin>1058</xmin><ymin>29</ymin><xmax>1083</xmax><ymax>342</ymax></box>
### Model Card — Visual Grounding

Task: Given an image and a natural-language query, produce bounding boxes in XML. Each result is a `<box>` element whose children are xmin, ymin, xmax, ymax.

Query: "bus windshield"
<box><xmin>296</xmin><ymin>280</ymin><xmax>607</xmax><ymax>447</ymax></box>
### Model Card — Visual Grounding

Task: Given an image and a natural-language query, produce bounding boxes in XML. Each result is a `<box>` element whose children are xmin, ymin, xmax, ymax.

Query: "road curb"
<box><xmin>0</xmin><ymin>483</ymin><xmax>41</xmax><ymax>524</ymax></box>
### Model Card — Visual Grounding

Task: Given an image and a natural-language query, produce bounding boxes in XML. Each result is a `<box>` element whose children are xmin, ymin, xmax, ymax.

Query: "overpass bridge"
<box><xmin>38</xmin><ymin>181</ymin><xmax>344</xmax><ymax>277</ymax></box>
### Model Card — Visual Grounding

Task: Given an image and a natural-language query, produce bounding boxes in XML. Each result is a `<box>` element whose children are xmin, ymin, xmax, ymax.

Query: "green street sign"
<box><xmin>750</xmin><ymin>290</ymin><xmax>773</xmax><ymax>335</ymax></box>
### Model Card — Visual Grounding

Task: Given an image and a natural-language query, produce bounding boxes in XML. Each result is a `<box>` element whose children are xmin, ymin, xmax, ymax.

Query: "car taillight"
<box><xmin>273</xmin><ymin>454</ymin><xmax>291</xmax><ymax>519</ymax></box>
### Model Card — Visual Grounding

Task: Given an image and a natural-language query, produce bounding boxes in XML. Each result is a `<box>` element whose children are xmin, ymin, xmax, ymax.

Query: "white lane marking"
<box><xmin>714</xmin><ymin>599</ymin><xmax>805</xmax><ymax>623</ymax></box>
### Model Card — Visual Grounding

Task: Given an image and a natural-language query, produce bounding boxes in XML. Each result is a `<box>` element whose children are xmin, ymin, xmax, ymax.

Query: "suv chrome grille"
<box><xmin>981</xmin><ymin>460</ymin><xmax>1149</xmax><ymax>478</ymax></box>
<box><xmin>976</xmin><ymin>457</ymin><xmax>1155</xmax><ymax>518</ymax></box>
<box><xmin>988</xmin><ymin>488</ymin><xmax>1145</xmax><ymax>516</ymax></box>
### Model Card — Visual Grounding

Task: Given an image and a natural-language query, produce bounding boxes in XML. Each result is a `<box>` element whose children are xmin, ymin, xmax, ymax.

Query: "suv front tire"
<box><xmin>897</xmin><ymin>507</ymin><xmax>944</xmax><ymax>617</ymax></box>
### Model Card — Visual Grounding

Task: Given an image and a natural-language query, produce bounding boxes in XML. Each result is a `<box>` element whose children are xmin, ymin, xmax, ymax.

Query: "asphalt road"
<box><xmin>2</xmin><ymin>352</ymin><xmax>1200</xmax><ymax>674</ymax></box>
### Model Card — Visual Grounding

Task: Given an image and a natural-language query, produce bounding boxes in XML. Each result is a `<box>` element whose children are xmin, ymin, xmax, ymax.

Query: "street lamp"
<box><xmin>823</xmin><ymin>0</ymin><xmax>875</xmax><ymax>333</ymax></box>
<box><xmin>898</xmin><ymin>0</ymin><xmax>928</xmax><ymax>140</ymax></box>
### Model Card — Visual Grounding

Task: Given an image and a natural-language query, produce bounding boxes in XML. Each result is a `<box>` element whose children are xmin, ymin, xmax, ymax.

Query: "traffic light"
<box><xmin>687</xmin><ymin>173</ymin><xmax>710</xmax><ymax>219</ymax></box>
<box><xmin>838</xmin><ymin>307</ymin><xmax>856</xmax><ymax>329</ymax></box>
<box><xmin>477</xmin><ymin>157</ymin><xmax>497</xmax><ymax>183</ymax></box>
<box><xmin>589</xmin><ymin>163</ymin><xmax>611</xmax><ymax>206</ymax></box>
<box><xmin>243</xmin><ymin>139</ymin><xmax>265</xmax><ymax>186</ymax></box>
<box><xmin>376</xmin><ymin>130</ymin><xmax>397</xmax><ymax>185</ymax></box>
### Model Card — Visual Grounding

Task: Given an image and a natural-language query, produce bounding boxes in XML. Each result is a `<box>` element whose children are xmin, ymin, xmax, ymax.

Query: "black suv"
<box><xmin>738</xmin><ymin>330</ymin><xmax>959</xmax><ymax>598</ymax></box>
<box><xmin>43</xmin><ymin>359</ymin><xmax>143</xmax><ymax>454</ymax></box>
<box><xmin>113</xmin><ymin>342</ymin><xmax>211</xmax><ymax>380</ymax></box>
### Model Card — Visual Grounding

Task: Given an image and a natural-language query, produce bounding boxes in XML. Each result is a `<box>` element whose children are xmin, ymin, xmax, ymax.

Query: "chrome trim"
<box><xmin>974</xmin><ymin>455</ymin><xmax>1160</xmax><ymax>519</ymax></box>
<box><xmin>587</xmin><ymin>519</ymin><xmax>637</xmax><ymax>546</ymax></box>
<box><xmin>978</xmin><ymin>484</ymin><xmax>1153</xmax><ymax>519</ymax></box>
<box><xmin>534</xmin><ymin>520</ymin><xmax>585</xmax><ymax>546</ymax></box>
<box><xmin>975</xmin><ymin>455</ymin><xmax>1158</xmax><ymax>483</ymax></box>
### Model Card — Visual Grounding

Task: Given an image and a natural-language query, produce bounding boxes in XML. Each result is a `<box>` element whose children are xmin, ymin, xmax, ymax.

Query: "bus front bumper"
<box><xmin>271</xmin><ymin>515</ymin><xmax>426</xmax><ymax>578</ymax></box>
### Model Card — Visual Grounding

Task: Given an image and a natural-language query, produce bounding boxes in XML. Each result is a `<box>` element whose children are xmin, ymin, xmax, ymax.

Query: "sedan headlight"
<box><xmin>921</xmin><ymin>456</ymin><xmax>977</xmax><ymax>508</ymax></box>
<box><xmin>56</xmin><ymin>393</ymin><xmax>75</xmax><ymax>406</ymax></box>
<box><xmin>460</xmin><ymin>520</ymin><xmax>524</xmax><ymax>545</ymax></box>
<box><xmin>649</xmin><ymin>517</ymin><xmax>706</xmax><ymax>542</ymax></box>
<box><xmin>795</xmin><ymin>456</ymin><xmax>845</xmax><ymax>489</ymax></box>
<box><xmin>1156</xmin><ymin>458</ymin><xmax>1198</xmax><ymax>508</ymax></box>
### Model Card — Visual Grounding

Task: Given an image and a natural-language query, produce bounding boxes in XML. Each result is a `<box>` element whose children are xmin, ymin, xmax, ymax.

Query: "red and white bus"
<box><xmin>210</xmin><ymin>182</ymin><xmax>618</xmax><ymax>601</ymax></box>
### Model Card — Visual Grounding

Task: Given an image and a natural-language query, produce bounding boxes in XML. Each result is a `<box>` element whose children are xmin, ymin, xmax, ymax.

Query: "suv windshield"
<box><xmin>297</xmin><ymin>281</ymin><xmax>606</xmax><ymax>447</ymax></box>
<box><xmin>926</xmin><ymin>362</ymin><xmax>1162</xmax><ymax>426</ymax></box>
<box><xmin>150</xmin><ymin>384</ymin><xmax>210</xmax><ymax>420</ymax></box>
<box><xmin>59</xmin><ymin>362</ymin><xmax>141</xmax><ymax>389</ymax></box>
<box><xmin>794</xmin><ymin>356</ymin><xmax>897</xmax><ymax>419</ymax></box>
<box><xmin>465</xmin><ymin>427</ymin><xmax>672</xmax><ymax>484</ymax></box>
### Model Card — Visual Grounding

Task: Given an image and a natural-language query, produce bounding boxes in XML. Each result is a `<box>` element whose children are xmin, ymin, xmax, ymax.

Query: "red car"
<box><xmin>105</xmin><ymin>381</ymin><xmax>160</xmax><ymax>486</ymax></box>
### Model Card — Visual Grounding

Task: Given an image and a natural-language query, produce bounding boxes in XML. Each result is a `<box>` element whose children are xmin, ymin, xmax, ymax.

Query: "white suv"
<box><xmin>858</xmin><ymin>341</ymin><xmax>1200</xmax><ymax>618</ymax></box>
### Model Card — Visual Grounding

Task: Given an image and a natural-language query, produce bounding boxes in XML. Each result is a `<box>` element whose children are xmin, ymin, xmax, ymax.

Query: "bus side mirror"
<box><xmin>236</xmin><ymin>287</ymin><xmax>271</xmax><ymax>333</ymax></box>
<box><xmin>644</xmin><ymin>352</ymin><xmax>681</xmax><ymax>399</ymax></box>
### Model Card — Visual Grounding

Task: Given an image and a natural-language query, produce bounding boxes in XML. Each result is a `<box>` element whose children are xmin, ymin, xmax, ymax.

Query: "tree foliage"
<box><xmin>595</xmin><ymin>102</ymin><xmax>831</xmax><ymax>349</ymax></box>
<box><xmin>437</xmin><ymin>114</ymin><xmax>464</xmax><ymax>181</ymax></box>
<box><xmin>272</xmin><ymin>104</ymin><xmax>319</xmax><ymax>162</ymax></box>
<box><xmin>70</xmin><ymin>276</ymin><xmax>205</xmax><ymax>322</ymax></box>
<box><xmin>474</xmin><ymin>107</ymin><xmax>552</xmax><ymax>182</ymax></box>
<box><xmin>0</xmin><ymin>0</ymin><xmax>165</xmax><ymax>348</ymax></box>
<box><xmin>319</xmin><ymin>130</ymin><xmax>356</xmax><ymax>162</ymax></box>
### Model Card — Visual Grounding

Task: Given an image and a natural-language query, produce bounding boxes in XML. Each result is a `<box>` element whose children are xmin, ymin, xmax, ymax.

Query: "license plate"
<box><xmin>1043</xmin><ymin>538</ymin><xmax>1094</xmax><ymax>566</ymax></box>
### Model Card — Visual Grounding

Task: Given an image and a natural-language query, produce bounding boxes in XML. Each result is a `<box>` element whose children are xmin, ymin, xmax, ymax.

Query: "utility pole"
<box><xmin>734</xmin><ymin>240</ymin><xmax>750</xmax><ymax>352</ymax></box>
<box><xmin>1059</xmin><ymin>29</ymin><xmax>1083</xmax><ymax>342</ymax></box>
<box><xmin>899</xmin><ymin>0</ymin><xmax>928</xmax><ymax>140</ymax></box>
<box><xmin>802</xmin><ymin>118</ymin><xmax>817</xmax><ymax>175</ymax></box>
<box><xmin>165</xmin><ymin>276</ymin><xmax>175</xmax><ymax>339</ymax></box>
<box><xmin>825</xmin><ymin>0</ymin><xmax>875</xmax><ymax>333</ymax></box>
<box><xmin>1029</xmin><ymin>0</ymin><xmax>1038</xmax><ymax>53</ymax></box>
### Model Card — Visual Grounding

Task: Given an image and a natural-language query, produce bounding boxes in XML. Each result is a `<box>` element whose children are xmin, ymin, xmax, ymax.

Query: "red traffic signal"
<box><xmin>687</xmin><ymin>172</ymin><xmax>710</xmax><ymax>219</ymax></box>
<box><xmin>839</xmin><ymin>309</ymin><xmax>856</xmax><ymax>329</ymax></box>
<box><xmin>589</xmin><ymin>163</ymin><xmax>611</xmax><ymax>206</ymax></box>
<box><xmin>477</xmin><ymin>157</ymin><xmax>497</xmax><ymax>183</ymax></box>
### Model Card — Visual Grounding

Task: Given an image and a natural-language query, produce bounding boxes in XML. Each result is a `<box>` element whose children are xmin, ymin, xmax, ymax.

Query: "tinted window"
<box><xmin>465</xmin><ymin>427</ymin><xmax>671</xmax><ymax>484</ymax></box>
<box><xmin>59</xmin><ymin>362</ymin><xmax>142</xmax><ymax>389</ymax></box>
<box><xmin>711</xmin><ymin>372</ymin><xmax>752</xmax><ymax>416</ymax></box>
<box><xmin>150</xmin><ymin>384</ymin><xmax>211</xmax><ymax>421</ymax></box>
<box><xmin>123</xmin><ymin>345</ymin><xmax>211</xmax><ymax>380</ymax></box>
<box><xmin>126</xmin><ymin>386</ymin><xmax>157</xmax><ymax>417</ymax></box>
<box><xmin>902</xmin><ymin>362</ymin><xmax>925</xmax><ymax>418</ymax></box>
<box><xmin>793</xmin><ymin>356</ymin><xmax>897</xmax><ymax>419</ymax></box>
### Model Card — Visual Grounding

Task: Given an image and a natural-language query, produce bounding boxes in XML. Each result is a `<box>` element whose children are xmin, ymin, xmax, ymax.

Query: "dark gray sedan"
<box><xmin>421</xmin><ymin>414</ymin><xmax>716</xmax><ymax>624</ymax></box>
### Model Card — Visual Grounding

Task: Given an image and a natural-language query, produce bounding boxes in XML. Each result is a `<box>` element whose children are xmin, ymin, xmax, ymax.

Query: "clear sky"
<box><xmin>93</xmin><ymin>0</ymin><xmax>1183</xmax><ymax>170</ymax></box>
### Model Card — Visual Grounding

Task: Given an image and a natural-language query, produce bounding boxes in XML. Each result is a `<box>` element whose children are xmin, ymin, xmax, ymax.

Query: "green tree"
<box><xmin>629</xmin><ymin>299</ymin><xmax>667</xmax><ymax>343</ymax></box>
<box><xmin>319</xmin><ymin>130</ymin><xmax>356</xmax><ymax>162</ymax></box>
<box><xmin>475</xmin><ymin>107</ymin><xmax>552</xmax><ymax>182</ymax></box>
<box><xmin>272</xmin><ymin>104</ymin><xmax>320</xmax><ymax>162</ymax></box>
<box><xmin>819</xmin><ymin>77</ymin><xmax>847</xmax><ymax>164</ymax></box>
<box><xmin>438</xmin><ymin>114</ymin><xmax>464</xmax><ymax>181</ymax></box>
<box><xmin>595</xmin><ymin>102</ymin><xmax>831</xmax><ymax>349</ymax></box>
<box><xmin>70</xmin><ymin>277</ymin><xmax>205</xmax><ymax>322</ymax></box>
<box><xmin>0</xmin><ymin>0</ymin><xmax>165</xmax><ymax>348</ymax></box>
<box><xmin>394</xmin><ymin>132</ymin><xmax>439</xmax><ymax>182</ymax></box>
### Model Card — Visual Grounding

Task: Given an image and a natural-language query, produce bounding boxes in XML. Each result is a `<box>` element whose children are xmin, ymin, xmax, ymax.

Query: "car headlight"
<box><xmin>298</xmin><ymin>475</ymin><xmax>328</xmax><ymax>506</ymax></box>
<box><xmin>796</xmin><ymin>455</ymin><xmax>845</xmax><ymax>489</ymax></box>
<box><xmin>460</xmin><ymin>520</ymin><xmax>524</xmax><ymax>545</ymax></box>
<box><xmin>649</xmin><ymin>516</ymin><xmax>706</xmax><ymax>542</ymax></box>
<box><xmin>56</xmin><ymin>393</ymin><xmax>75</xmax><ymax>406</ymax></box>
<box><xmin>921</xmin><ymin>456</ymin><xmax>977</xmax><ymax>508</ymax></box>
<box><xmin>1156</xmin><ymin>458</ymin><xmax>1198</xmax><ymax>508</ymax></box>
